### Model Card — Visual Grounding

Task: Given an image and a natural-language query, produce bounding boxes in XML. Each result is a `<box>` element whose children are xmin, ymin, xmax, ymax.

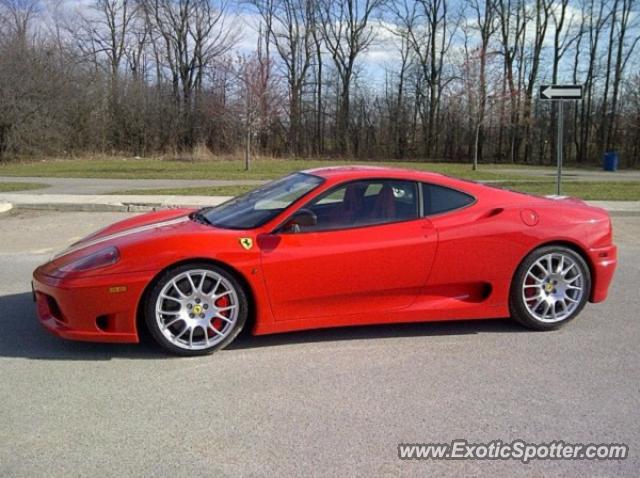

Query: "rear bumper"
<box><xmin>588</xmin><ymin>244</ymin><xmax>617</xmax><ymax>303</ymax></box>
<box><xmin>32</xmin><ymin>268</ymin><xmax>151</xmax><ymax>343</ymax></box>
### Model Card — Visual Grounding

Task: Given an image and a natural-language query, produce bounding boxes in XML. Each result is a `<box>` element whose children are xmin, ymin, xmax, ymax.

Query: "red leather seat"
<box><xmin>330</xmin><ymin>183</ymin><xmax>365</xmax><ymax>225</ymax></box>
<box><xmin>370</xmin><ymin>184</ymin><xmax>396</xmax><ymax>220</ymax></box>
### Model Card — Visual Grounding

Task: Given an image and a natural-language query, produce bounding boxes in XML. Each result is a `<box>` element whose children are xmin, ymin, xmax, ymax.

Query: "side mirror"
<box><xmin>282</xmin><ymin>208</ymin><xmax>317</xmax><ymax>233</ymax></box>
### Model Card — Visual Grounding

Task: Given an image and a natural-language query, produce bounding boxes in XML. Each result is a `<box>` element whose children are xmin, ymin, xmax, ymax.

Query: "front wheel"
<box><xmin>144</xmin><ymin>262</ymin><xmax>248</xmax><ymax>356</ymax></box>
<box><xmin>510</xmin><ymin>246</ymin><xmax>591</xmax><ymax>330</ymax></box>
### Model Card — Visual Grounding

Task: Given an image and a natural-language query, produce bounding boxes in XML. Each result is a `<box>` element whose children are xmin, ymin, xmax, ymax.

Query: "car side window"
<box><xmin>302</xmin><ymin>179</ymin><xmax>419</xmax><ymax>232</ymax></box>
<box><xmin>422</xmin><ymin>183</ymin><xmax>475</xmax><ymax>215</ymax></box>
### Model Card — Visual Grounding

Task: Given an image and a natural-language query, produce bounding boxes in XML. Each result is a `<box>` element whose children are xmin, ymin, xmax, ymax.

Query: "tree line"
<box><xmin>0</xmin><ymin>0</ymin><xmax>639</xmax><ymax>166</ymax></box>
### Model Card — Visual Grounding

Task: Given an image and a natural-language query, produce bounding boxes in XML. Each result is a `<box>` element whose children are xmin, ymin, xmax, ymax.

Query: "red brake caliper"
<box><xmin>210</xmin><ymin>295</ymin><xmax>229</xmax><ymax>335</ymax></box>
<box><xmin>524</xmin><ymin>277</ymin><xmax>535</xmax><ymax>299</ymax></box>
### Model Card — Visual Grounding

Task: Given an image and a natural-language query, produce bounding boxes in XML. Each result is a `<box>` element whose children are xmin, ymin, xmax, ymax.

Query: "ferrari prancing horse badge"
<box><xmin>239</xmin><ymin>237</ymin><xmax>253</xmax><ymax>250</ymax></box>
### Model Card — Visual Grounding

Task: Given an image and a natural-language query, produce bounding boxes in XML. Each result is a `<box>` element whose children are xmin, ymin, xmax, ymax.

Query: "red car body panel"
<box><xmin>32</xmin><ymin>166</ymin><xmax>617</xmax><ymax>343</ymax></box>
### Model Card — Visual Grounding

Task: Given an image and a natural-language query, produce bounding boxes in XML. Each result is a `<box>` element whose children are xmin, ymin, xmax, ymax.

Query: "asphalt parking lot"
<box><xmin>1</xmin><ymin>210</ymin><xmax>639</xmax><ymax>477</ymax></box>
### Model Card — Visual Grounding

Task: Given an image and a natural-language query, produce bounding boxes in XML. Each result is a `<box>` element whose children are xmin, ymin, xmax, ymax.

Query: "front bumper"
<box><xmin>32</xmin><ymin>267</ymin><xmax>152</xmax><ymax>343</ymax></box>
<box><xmin>588</xmin><ymin>244</ymin><xmax>617</xmax><ymax>303</ymax></box>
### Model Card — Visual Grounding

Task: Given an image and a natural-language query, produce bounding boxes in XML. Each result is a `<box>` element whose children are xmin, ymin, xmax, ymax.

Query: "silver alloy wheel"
<box><xmin>521</xmin><ymin>252</ymin><xmax>585</xmax><ymax>323</ymax></box>
<box><xmin>155</xmin><ymin>269</ymin><xmax>239</xmax><ymax>351</ymax></box>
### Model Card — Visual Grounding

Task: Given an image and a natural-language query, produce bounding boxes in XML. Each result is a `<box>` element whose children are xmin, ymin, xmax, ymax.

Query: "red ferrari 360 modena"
<box><xmin>33</xmin><ymin>166</ymin><xmax>617</xmax><ymax>355</ymax></box>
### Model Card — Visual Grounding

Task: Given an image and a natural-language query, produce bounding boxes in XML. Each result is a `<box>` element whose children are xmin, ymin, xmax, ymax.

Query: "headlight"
<box><xmin>58</xmin><ymin>247</ymin><xmax>120</xmax><ymax>273</ymax></box>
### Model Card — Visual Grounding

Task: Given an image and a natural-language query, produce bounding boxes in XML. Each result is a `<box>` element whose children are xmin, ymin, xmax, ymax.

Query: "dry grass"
<box><xmin>0</xmin><ymin>155</ymin><xmax>531</xmax><ymax>181</ymax></box>
<box><xmin>0</xmin><ymin>182</ymin><xmax>48</xmax><ymax>192</ymax></box>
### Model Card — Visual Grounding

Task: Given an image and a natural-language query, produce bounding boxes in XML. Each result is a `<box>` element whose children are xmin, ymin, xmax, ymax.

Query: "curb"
<box><xmin>0</xmin><ymin>194</ymin><xmax>232</xmax><ymax>213</ymax></box>
<box><xmin>11</xmin><ymin>202</ymin><xmax>191</xmax><ymax>213</ymax></box>
<box><xmin>13</xmin><ymin>202</ymin><xmax>130</xmax><ymax>212</ymax></box>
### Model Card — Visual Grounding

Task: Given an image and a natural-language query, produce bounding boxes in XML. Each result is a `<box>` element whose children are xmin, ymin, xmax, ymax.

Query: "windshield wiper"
<box><xmin>190</xmin><ymin>209</ymin><xmax>213</xmax><ymax>226</ymax></box>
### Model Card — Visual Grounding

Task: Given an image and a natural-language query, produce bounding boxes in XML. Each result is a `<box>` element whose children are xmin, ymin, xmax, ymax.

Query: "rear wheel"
<box><xmin>144</xmin><ymin>262</ymin><xmax>248</xmax><ymax>356</ymax></box>
<box><xmin>510</xmin><ymin>246</ymin><xmax>591</xmax><ymax>330</ymax></box>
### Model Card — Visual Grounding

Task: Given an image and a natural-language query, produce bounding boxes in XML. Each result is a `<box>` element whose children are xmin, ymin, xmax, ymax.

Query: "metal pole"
<box><xmin>556</xmin><ymin>100</ymin><xmax>563</xmax><ymax>196</ymax></box>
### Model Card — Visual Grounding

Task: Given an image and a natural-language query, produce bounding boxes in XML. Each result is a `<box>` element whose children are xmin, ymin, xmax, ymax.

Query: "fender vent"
<box><xmin>477</xmin><ymin>207</ymin><xmax>504</xmax><ymax>220</ymax></box>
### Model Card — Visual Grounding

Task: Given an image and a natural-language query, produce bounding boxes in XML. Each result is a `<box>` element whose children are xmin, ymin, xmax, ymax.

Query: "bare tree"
<box><xmin>626</xmin><ymin>74</ymin><xmax>640</xmax><ymax>166</ymax></box>
<box><xmin>576</xmin><ymin>0</ymin><xmax>609</xmax><ymax>163</ymax></box>
<box><xmin>392</xmin><ymin>36</ymin><xmax>412</xmax><ymax>158</ymax></box>
<box><xmin>390</xmin><ymin>0</ymin><xmax>457</xmax><ymax>159</ymax></box>
<box><xmin>1</xmin><ymin>0</ymin><xmax>640</xmax><ymax>166</ymax></box>
<box><xmin>319</xmin><ymin>0</ymin><xmax>383</xmax><ymax>154</ymax></box>
<box><xmin>520</xmin><ymin>0</ymin><xmax>552</xmax><ymax>164</ymax></box>
<box><xmin>496</xmin><ymin>0</ymin><xmax>526</xmax><ymax>162</ymax></box>
<box><xmin>310</xmin><ymin>11</ymin><xmax>324</xmax><ymax>155</ymax></box>
<box><xmin>0</xmin><ymin>0</ymin><xmax>43</xmax><ymax>157</ymax></box>
<box><xmin>142</xmin><ymin>0</ymin><xmax>238</xmax><ymax>149</ymax></box>
<box><xmin>72</xmin><ymin>0</ymin><xmax>141</xmax><ymax>148</ymax></box>
<box><xmin>604</xmin><ymin>0</ymin><xmax>640</xmax><ymax>151</ymax></box>
<box><xmin>0</xmin><ymin>0</ymin><xmax>40</xmax><ymax>44</ymax></box>
<box><xmin>251</xmin><ymin>0</ymin><xmax>316</xmax><ymax>155</ymax></box>
<box><xmin>463</xmin><ymin>0</ymin><xmax>497</xmax><ymax>169</ymax></box>
<box><xmin>235</xmin><ymin>41</ymin><xmax>284</xmax><ymax>169</ymax></box>
<box><xmin>548</xmin><ymin>0</ymin><xmax>578</xmax><ymax>164</ymax></box>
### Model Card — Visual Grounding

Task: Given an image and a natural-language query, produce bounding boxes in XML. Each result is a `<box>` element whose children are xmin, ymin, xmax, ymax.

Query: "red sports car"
<box><xmin>32</xmin><ymin>166</ymin><xmax>617</xmax><ymax>356</ymax></box>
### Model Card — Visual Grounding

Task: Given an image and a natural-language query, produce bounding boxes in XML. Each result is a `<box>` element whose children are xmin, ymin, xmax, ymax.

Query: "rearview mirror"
<box><xmin>282</xmin><ymin>208</ymin><xmax>317</xmax><ymax>233</ymax></box>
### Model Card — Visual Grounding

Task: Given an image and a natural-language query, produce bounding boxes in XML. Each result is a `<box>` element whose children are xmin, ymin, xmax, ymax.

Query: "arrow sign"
<box><xmin>539</xmin><ymin>84</ymin><xmax>583</xmax><ymax>100</ymax></box>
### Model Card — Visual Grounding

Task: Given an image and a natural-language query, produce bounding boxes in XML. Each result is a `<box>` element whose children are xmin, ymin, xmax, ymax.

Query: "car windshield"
<box><xmin>196</xmin><ymin>173</ymin><xmax>323</xmax><ymax>230</ymax></box>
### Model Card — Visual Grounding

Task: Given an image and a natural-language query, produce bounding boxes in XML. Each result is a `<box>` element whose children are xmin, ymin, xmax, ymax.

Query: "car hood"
<box><xmin>40</xmin><ymin>208</ymin><xmax>204</xmax><ymax>277</ymax></box>
<box><xmin>68</xmin><ymin>208</ymin><xmax>196</xmax><ymax>249</ymax></box>
<box><xmin>38</xmin><ymin>207</ymin><xmax>263</xmax><ymax>279</ymax></box>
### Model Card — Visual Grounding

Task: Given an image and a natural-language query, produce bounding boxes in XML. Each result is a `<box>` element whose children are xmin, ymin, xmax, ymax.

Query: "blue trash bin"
<box><xmin>603</xmin><ymin>151</ymin><xmax>619</xmax><ymax>172</ymax></box>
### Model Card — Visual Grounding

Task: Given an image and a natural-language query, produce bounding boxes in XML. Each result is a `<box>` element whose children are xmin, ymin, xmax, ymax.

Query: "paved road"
<box><xmin>0</xmin><ymin>210</ymin><xmax>638</xmax><ymax>477</ymax></box>
<box><xmin>0</xmin><ymin>176</ymin><xmax>265</xmax><ymax>194</ymax></box>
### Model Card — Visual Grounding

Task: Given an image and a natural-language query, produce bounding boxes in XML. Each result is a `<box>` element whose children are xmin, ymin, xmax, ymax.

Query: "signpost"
<box><xmin>539</xmin><ymin>84</ymin><xmax>583</xmax><ymax>195</ymax></box>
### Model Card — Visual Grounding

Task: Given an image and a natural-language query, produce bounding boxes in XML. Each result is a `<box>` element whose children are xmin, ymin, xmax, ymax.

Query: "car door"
<box><xmin>259</xmin><ymin>179</ymin><xmax>438</xmax><ymax>321</ymax></box>
<box><xmin>422</xmin><ymin>182</ymin><xmax>527</xmax><ymax>294</ymax></box>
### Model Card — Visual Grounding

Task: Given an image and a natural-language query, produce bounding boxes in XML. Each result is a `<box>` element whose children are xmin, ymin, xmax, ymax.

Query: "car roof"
<box><xmin>302</xmin><ymin>165</ymin><xmax>530</xmax><ymax>205</ymax></box>
<box><xmin>303</xmin><ymin>165</ymin><xmax>446</xmax><ymax>182</ymax></box>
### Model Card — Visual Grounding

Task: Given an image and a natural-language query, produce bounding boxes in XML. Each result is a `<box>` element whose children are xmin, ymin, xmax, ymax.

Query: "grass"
<box><xmin>0</xmin><ymin>157</ymin><xmax>533</xmax><ymax>181</ymax></box>
<box><xmin>1</xmin><ymin>157</ymin><xmax>638</xmax><ymax>200</ymax></box>
<box><xmin>0</xmin><ymin>182</ymin><xmax>48</xmax><ymax>193</ymax></box>
<box><xmin>497</xmin><ymin>181</ymin><xmax>640</xmax><ymax>201</ymax></box>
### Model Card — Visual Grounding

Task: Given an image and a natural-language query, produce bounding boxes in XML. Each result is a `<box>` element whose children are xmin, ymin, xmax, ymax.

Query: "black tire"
<box><xmin>509</xmin><ymin>245</ymin><xmax>591</xmax><ymax>331</ymax></box>
<box><xmin>144</xmin><ymin>262</ymin><xmax>249</xmax><ymax>356</ymax></box>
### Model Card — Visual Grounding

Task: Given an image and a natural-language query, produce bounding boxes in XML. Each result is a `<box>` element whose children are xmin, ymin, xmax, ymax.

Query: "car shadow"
<box><xmin>0</xmin><ymin>292</ymin><xmax>169</xmax><ymax>361</ymax></box>
<box><xmin>1</xmin><ymin>291</ymin><xmax>526</xmax><ymax>360</ymax></box>
<box><xmin>229</xmin><ymin>316</ymin><xmax>525</xmax><ymax>350</ymax></box>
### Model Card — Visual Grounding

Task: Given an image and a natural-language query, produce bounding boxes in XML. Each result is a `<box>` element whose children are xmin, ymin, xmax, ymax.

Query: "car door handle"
<box><xmin>421</xmin><ymin>224</ymin><xmax>435</xmax><ymax>239</ymax></box>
